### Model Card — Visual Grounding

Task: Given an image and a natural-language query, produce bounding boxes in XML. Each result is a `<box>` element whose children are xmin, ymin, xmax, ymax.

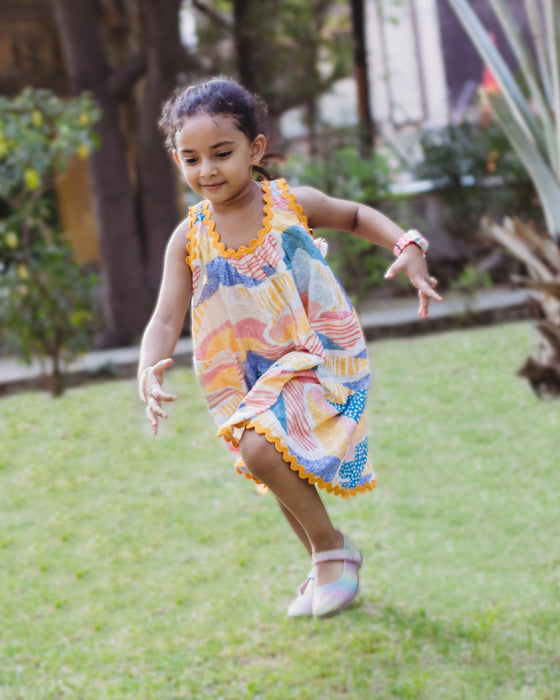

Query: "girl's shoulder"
<box><xmin>167</xmin><ymin>217</ymin><xmax>192</xmax><ymax>259</ymax></box>
<box><xmin>289</xmin><ymin>184</ymin><xmax>324</xmax><ymax>210</ymax></box>
<box><xmin>285</xmin><ymin>184</ymin><xmax>331</xmax><ymax>228</ymax></box>
<box><xmin>285</xmin><ymin>184</ymin><xmax>358</xmax><ymax>233</ymax></box>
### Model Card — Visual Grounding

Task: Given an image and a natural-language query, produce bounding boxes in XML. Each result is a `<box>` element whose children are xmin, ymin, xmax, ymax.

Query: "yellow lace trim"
<box><xmin>276</xmin><ymin>178</ymin><xmax>313</xmax><ymax>235</ymax></box>
<box><xmin>199</xmin><ymin>181</ymin><xmax>275</xmax><ymax>259</ymax></box>
<box><xmin>185</xmin><ymin>208</ymin><xmax>197</xmax><ymax>270</ymax></box>
<box><xmin>219</xmin><ymin>420</ymin><xmax>376</xmax><ymax>499</ymax></box>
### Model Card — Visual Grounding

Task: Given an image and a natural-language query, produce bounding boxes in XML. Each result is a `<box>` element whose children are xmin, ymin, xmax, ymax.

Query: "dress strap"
<box><xmin>275</xmin><ymin>179</ymin><xmax>313</xmax><ymax>235</ymax></box>
<box><xmin>185</xmin><ymin>203</ymin><xmax>203</xmax><ymax>270</ymax></box>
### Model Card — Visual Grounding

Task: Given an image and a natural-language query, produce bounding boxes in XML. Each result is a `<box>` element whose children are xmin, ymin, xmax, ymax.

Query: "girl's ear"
<box><xmin>172</xmin><ymin>150</ymin><xmax>182</xmax><ymax>169</ymax></box>
<box><xmin>250</xmin><ymin>134</ymin><xmax>267</xmax><ymax>164</ymax></box>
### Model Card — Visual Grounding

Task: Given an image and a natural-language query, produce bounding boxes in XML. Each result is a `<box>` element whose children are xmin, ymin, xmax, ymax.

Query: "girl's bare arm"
<box><xmin>293</xmin><ymin>185</ymin><xmax>411</xmax><ymax>249</ymax></box>
<box><xmin>293</xmin><ymin>186</ymin><xmax>441</xmax><ymax>318</ymax></box>
<box><xmin>138</xmin><ymin>221</ymin><xmax>193</xmax><ymax>432</ymax></box>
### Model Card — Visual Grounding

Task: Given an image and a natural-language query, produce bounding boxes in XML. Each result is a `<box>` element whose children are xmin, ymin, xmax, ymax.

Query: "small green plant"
<box><xmin>451</xmin><ymin>263</ymin><xmax>493</xmax><ymax>295</ymax></box>
<box><xmin>0</xmin><ymin>88</ymin><xmax>101</xmax><ymax>396</ymax></box>
<box><xmin>287</xmin><ymin>146</ymin><xmax>395</xmax><ymax>299</ymax></box>
<box><xmin>450</xmin><ymin>263</ymin><xmax>493</xmax><ymax>316</ymax></box>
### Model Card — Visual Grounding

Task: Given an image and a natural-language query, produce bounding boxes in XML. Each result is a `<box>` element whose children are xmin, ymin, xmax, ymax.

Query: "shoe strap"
<box><xmin>312</xmin><ymin>547</ymin><xmax>361</xmax><ymax>565</ymax></box>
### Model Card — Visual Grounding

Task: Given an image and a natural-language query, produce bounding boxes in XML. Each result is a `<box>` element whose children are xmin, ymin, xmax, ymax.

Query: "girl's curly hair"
<box><xmin>158</xmin><ymin>76</ymin><xmax>269</xmax><ymax>153</ymax></box>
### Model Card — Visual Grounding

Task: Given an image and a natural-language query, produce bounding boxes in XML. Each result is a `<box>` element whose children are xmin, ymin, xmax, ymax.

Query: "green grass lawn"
<box><xmin>0</xmin><ymin>321</ymin><xmax>558</xmax><ymax>699</ymax></box>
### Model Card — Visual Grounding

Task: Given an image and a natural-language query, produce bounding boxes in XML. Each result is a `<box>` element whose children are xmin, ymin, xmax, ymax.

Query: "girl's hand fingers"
<box><xmin>146</xmin><ymin>403</ymin><xmax>159</xmax><ymax>434</ymax></box>
<box><xmin>418</xmin><ymin>292</ymin><xmax>430</xmax><ymax>320</ymax></box>
<box><xmin>152</xmin><ymin>357</ymin><xmax>173</xmax><ymax>377</ymax></box>
<box><xmin>141</xmin><ymin>358</ymin><xmax>176</xmax><ymax>434</ymax></box>
<box><xmin>416</xmin><ymin>276</ymin><xmax>442</xmax><ymax>301</ymax></box>
<box><xmin>149</xmin><ymin>397</ymin><xmax>168</xmax><ymax>420</ymax></box>
<box><xmin>150</xmin><ymin>387</ymin><xmax>177</xmax><ymax>404</ymax></box>
<box><xmin>383</xmin><ymin>260</ymin><xmax>399</xmax><ymax>280</ymax></box>
<box><xmin>146</xmin><ymin>397</ymin><xmax>170</xmax><ymax>435</ymax></box>
<box><xmin>386</xmin><ymin>254</ymin><xmax>442</xmax><ymax>318</ymax></box>
<box><xmin>414</xmin><ymin>276</ymin><xmax>442</xmax><ymax>319</ymax></box>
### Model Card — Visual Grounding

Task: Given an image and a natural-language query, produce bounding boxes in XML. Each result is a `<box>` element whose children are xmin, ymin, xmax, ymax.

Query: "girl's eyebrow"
<box><xmin>180</xmin><ymin>139</ymin><xmax>235</xmax><ymax>153</ymax></box>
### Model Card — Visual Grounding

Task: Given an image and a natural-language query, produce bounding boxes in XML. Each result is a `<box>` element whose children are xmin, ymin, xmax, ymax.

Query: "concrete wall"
<box><xmin>365</xmin><ymin>0</ymin><xmax>449</xmax><ymax>129</ymax></box>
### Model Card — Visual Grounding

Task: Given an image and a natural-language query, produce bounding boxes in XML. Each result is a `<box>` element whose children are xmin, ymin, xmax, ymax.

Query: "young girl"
<box><xmin>138</xmin><ymin>76</ymin><xmax>441</xmax><ymax>619</ymax></box>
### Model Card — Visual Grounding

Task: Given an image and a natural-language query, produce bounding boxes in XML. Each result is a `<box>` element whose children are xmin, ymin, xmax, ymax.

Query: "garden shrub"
<box><xmin>414</xmin><ymin>120</ymin><xmax>543</xmax><ymax>239</ymax></box>
<box><xmin>0</xmin><ymin>88</ymin><xmax>101</xmax><ymax>395</ymax></box>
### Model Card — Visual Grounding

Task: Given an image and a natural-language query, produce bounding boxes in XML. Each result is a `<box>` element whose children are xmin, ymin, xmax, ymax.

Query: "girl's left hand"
<box><xmin>140</xmin><ymin>358</ymin><xmax>177</xmax><ymax>434</ymax></box>
<box><xmin>384</xmin><ymin>245</ymin><xmax>442</xmax><ymax>319</ymax></box>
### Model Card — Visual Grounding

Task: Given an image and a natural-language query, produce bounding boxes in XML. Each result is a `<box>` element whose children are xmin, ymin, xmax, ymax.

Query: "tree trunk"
<box><xmin>53</xmin><ymin>0</ymin><xmax>153</xmax><ymax>346</ymax></box>
<box><xmin>350</xmin><ymin>0</ymin><xmax>374</xmax><ymax>156</ymax></box>
<box><xmin>137</xmin><ymin>0</ymin><xmax>185</xmax><ymax>293</ymax></box>
<box><xmin>232</xmin><ymin>0</ymin><xmax>259</xmax><ymax>93</ymax></box>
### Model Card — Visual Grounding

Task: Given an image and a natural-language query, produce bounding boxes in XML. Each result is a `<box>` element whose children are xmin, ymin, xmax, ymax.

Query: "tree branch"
<box><xmin>107</xmin><ymin>50</ymin><xmax>147</xmax><ymax>99</ymax></box>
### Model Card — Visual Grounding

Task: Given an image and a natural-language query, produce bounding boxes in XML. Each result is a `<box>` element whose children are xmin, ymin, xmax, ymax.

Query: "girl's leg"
<box><xmin>275</xmin><ymin>497</ymin><xmax>312</xmax><ymax>556</ymax></box>
<box><xmin>239</xmin><ymin>428</ymin><xmax>344</xmax><ymax>587</ymax></box>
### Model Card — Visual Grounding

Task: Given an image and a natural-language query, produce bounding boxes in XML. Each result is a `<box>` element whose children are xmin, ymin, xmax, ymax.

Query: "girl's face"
<box><xmin>173</xmin><ymin>112</ymin><xmax>266</xmax><ymax>206</ymax></box>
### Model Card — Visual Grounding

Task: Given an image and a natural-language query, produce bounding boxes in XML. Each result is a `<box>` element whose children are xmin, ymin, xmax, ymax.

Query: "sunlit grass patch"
<box><xmin>1</xmin><ymin>321</ymin><xmax>558</xmax><ymax>699</ymax></box>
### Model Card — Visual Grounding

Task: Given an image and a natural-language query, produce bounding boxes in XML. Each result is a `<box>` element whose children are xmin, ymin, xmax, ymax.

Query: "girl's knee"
<box><xmin>239</xmin><ymin>429</ymin><xmax>277</xmax><ymax>482</ymax></box>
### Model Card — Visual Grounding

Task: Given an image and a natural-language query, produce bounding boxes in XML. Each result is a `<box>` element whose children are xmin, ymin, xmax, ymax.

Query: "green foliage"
<box><xmin>415</xmin><ymin>121</ymin><xmax>542</xmax><ymax>239</ymax></box>
<box><xmin>287</xmin><ymin>146</ymin><xmax>395</xmax><ymax>299</ymax></box>
<box><xmin>0</xmin><ymin>87</ymin><xmax>100</xmax><ymax>203</ymax></box>
<box><xmin>0</xmin><ymin>231</ymin><xmax>99</xmax><ymax>378</ymax></box>
<box><xmin>416</xmin><ymin>120</ymin><xmax>527</xmax><ymax>185</ymax></box>
<box><xmin>0</xmin><ymin>88</ymin><xmax>101</xmax><ymax>396</ymax></box>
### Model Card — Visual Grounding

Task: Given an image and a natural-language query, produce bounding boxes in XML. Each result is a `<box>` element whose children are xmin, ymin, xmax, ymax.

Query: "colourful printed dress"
<box><xmin>186</xmin><ymin>178</ymin><xmax>376</xmax><ymax>498</ymax></box>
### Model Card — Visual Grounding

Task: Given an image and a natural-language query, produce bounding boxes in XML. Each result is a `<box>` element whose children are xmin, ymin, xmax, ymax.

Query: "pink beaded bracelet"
<box><xmin>393</xmin><ymin>230</ymin><xmax>428</xmax><ymax>257</ymax></box>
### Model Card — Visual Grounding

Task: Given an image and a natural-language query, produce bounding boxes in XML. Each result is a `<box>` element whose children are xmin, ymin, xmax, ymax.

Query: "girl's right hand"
<box><xmin>384</xmin><ymin>245</ymin><xmax>442</xmax><ymax>319</ymax></box>
<box><xmin>139</xmin><ymin>358</ymin><xmax>177</xmax><ymax>434</ymax></box>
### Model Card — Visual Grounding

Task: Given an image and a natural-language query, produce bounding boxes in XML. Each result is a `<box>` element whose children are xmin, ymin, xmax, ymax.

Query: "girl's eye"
<box><xmin>184</xmin><ymin>157</ymin><xmax>197</xmax><ymax>165</ymax></box>
<box><xmin>216</xmin><ymin>151</ymin><xmax>232</xmax><ymax>159</ymax></box>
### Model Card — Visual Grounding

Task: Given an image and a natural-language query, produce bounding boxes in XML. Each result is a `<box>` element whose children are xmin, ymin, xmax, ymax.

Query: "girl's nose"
<box><xmin>200</xmin><ymin>158</ymin><xmax>217</xmax><ymax>178</ymax></box>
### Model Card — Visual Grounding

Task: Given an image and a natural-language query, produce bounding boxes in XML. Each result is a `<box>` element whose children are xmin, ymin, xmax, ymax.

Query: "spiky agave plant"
<box><xmin>448</xmin><ymin>0</ymin><xmax>560</xmax><ymax>396</ymax></box>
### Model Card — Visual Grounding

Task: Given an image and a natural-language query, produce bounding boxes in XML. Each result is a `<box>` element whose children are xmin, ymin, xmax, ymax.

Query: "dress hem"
<box><xmin>218</xmin><ymin>419</ymin><xmax>376</xmax><ymax>499</ymax></box>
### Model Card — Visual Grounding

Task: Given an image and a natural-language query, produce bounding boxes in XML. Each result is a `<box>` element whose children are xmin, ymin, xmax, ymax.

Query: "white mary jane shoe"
<box><xmin>311</xmin><ymin>534</ymin><xmax>362</xmax><ymax>618</ymax></box>
<box><xmin>287</xmin><ymin>569</ymin><xmax>315</xmax><ymax>617</ymax></box>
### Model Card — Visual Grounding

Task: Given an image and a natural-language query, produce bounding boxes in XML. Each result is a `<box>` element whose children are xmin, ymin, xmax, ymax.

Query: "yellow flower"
<box><xmin>77</xmin><ymin>143</ymin><xmax>89</xmax><ymax>159</ymax></box>
<box><xmin>24</xmin><ymin>169</ymin><xmax>40</xmax><ymax>191</ymax></box>
<box><xmin>78</xmin><ymin>113</ymin><xmax>90</xmax><ymax>125</ymax></box>
<box><xmin>17</xmin><ymin>264</ymin><xmax>29</xmax><ymax>281</ymax></box>
<box><xmin>32</xmin><ymin>110</ymin><xmax>43</xmax><ymax>127</ymax></box>
<box><xmin>0</xmin><ymin>135</ymin><xmax>7</xmax><ymax>159</ymax></box>
<box><xmin>5</xmin><ymin>231</ymin><xmax>18</xmax><ymax>249</ymax></box>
